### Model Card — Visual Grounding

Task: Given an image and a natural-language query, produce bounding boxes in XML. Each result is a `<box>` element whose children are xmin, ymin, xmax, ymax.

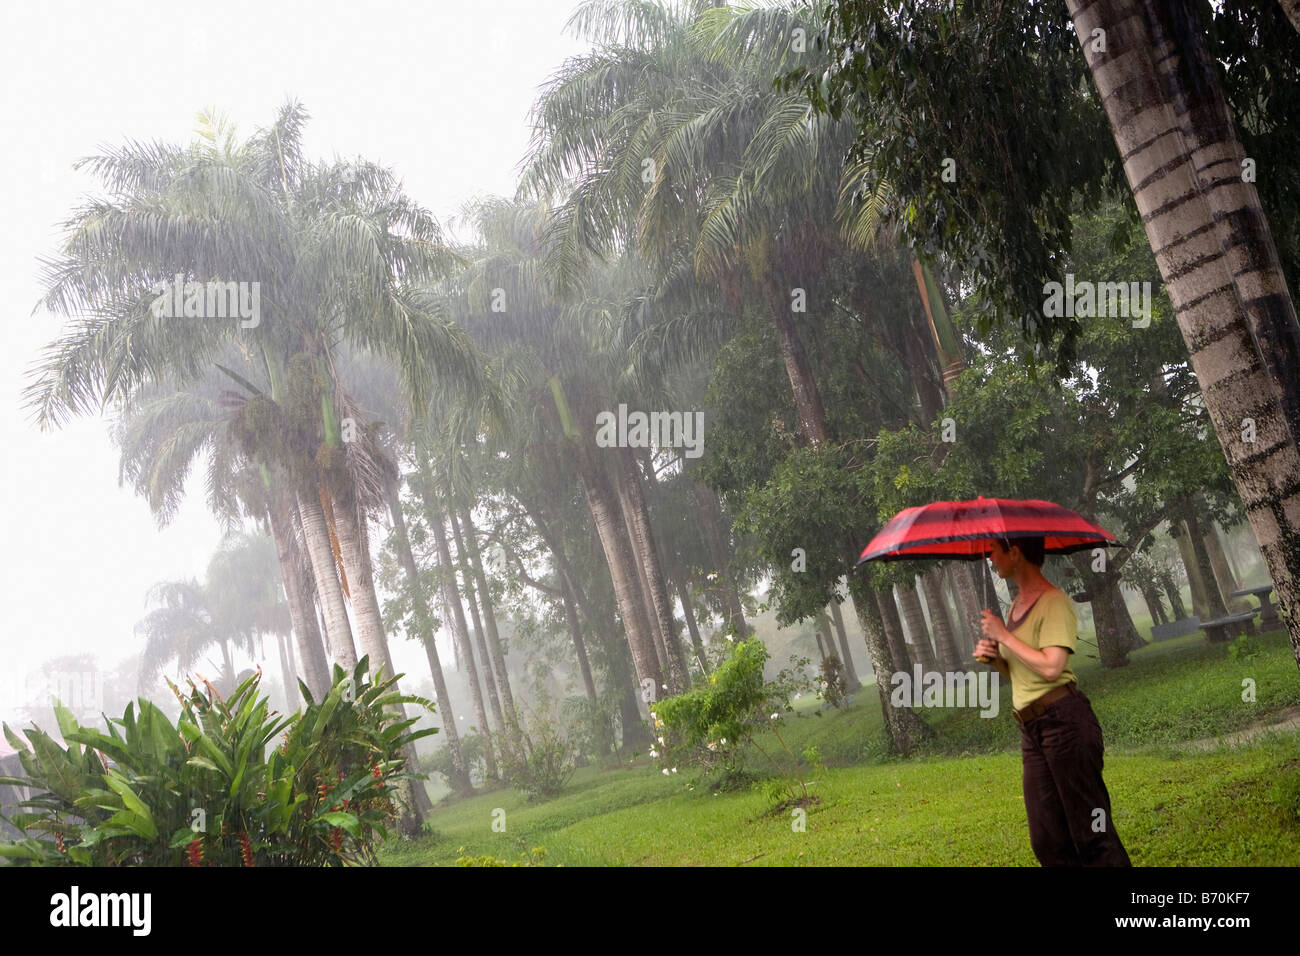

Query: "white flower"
<box><xmin>720</xmin><ymin>737</ymin><xmax>727</xmax><ymax>745</ymax></box>
<box><xmin>770</xmin><ymin>713</ymin><xmax>779</xmax><ymax>720</ymax></box>
<box><xmin>649</xmin><ymin>749</ymin><xmax>659</xmax><ymax>758</ymax></box>
<box><xmin>671</xmin><ymin>767</ymin><xmax>678</xmax><ymax>773</ymax></box>
<box><xmin>706</xmin><ymin>572</ymin><xmax>719</xmax><ymax>582</ymax></box>
<box><xmin>662</xmin><ymin>683</ymin><xmax>668</xmax><ymax>690</ymax></box>
<box><xmin>725</xmin><ymin>635</ymin><xmax>734</xmax><ymax>642</ymax></box>
<box><xmin>657</xmin><ymin>736</ymin><xmax>665</xmax><ymax>745</ymax></box>
<box><xmin>662</xmin><ymin>768</ymin><xmax>670</xmax><ymax>776</ymax></box>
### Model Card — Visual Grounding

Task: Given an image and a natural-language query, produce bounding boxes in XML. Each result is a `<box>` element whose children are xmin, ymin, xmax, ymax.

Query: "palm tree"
<box><xmin>1066</xmin><ymin>0</ymin><xmax>1300</xmax><ymax>663</ymax></box>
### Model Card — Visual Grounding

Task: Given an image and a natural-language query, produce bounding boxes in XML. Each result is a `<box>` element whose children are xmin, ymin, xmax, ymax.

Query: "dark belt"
<box><xmin>1013</xmin><ymin>683</ymin><xmax>1078</xmax><ymax>726</ymax></box>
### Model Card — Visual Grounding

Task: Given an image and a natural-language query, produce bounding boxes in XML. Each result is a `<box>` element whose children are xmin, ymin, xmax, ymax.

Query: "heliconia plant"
<box><xmin>0</xmin><ymin>658</ymin><xmax>434</xmax><ymax>866</ymax></box>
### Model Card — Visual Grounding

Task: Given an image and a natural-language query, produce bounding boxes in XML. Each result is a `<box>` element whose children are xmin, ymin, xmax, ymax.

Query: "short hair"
<box><xmin>997</xmin><ymin>536</ymin><xmax>1046</xmax><ymax>567</ymax></box>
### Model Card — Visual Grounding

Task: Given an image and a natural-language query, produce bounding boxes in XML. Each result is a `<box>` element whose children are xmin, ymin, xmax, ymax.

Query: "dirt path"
<box><xmin>1174</xmin><ymin>706</ymin><xmax>1300</xmax><ymax>752</ymax></box>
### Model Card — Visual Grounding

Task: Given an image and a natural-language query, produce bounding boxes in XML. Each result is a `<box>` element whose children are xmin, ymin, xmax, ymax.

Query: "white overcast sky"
<box><xmin>0</xmin><ymin>0</ymin><xmax>591</xmax><ymax>723</ymax></box>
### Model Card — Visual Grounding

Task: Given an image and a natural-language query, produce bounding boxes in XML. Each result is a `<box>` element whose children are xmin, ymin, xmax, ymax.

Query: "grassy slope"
<box><xmin>383</xmin><ymin>629</ymin><xmax>1300</xmax><ymax>866</ymax></box>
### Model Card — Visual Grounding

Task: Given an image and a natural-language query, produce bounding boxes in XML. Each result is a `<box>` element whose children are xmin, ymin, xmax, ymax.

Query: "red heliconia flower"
<box><xmin>239</xmin><ymin>831</ymin><xmax>254</xmax><ymax>868</ymax></box>
<box><xmin>185</xmin><ymin>838</ymin><xmax>204</xmax><ymax>867</ymax></box>
<box><xmin>55</xmin><ymin>833</ymin><xmax>66</xmax><ymax>854</ymax></box>
<box><xmin>330</xmin><ymin>828</ymin><xmax>344</xmax><ymax>854</ymax></box>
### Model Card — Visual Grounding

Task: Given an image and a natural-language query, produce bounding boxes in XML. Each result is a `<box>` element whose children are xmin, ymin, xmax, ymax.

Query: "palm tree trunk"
<box><xmin>297</xmin><ymin>486</ymin><xmax>358</xmax><ymax>670</ymax></box>
<box><xmin>332</xmin><ymin>492</ymin><xmax>430</xmax><ymax>828</ymax></box>
<box><xmin>1068</xmin><ymin>0</ymin><xmax>1300</xmax><ymax>669</ymax></box>
<box><xmin>876</xmin><ymin>588</ymin><xmax>911</xmax><ymax>673</ymax></box>
<box><xmin>416</xmin><ymin>462</ymin><xmax>498</xmax><ymax>780</ymax></box>
<box><xmin>459</xmin><ymin>508</ymin><xmax>520</xmax><ymax>726</ymax></box>
<box><xmin>847</xmin><ymin>579</ymin><xmax>931</xmax><ymax>755</ymax></box>
<box><xmin>921</xmin><ymin>568</ymin><xmax>965</xmax><ymax>673</ymax></box>
<box><xmin>826</xmin><ymin>599</ymin><xmax>860</xmax><ymax>690</ymax></box>
<box><xmin>275</xmin><ymin>633</ymin><xmax>296</xmax><ymax>711</ymax></box>
<box><xmin>674</xmin><ymin>572</ymin><xmax>709</xmax><ymax>674</ymax></box>
<box><xmin>692</xmin><ymin>479</ymin><xmax>748</xmax><ymax>637</ymax></box>
<box><xmin>383</xmin><ymin>469</ymin><xmax>472</xmax><ymax>795</ymax></box>
<box><xmin>765</xmin><ymin>279</ymin><xmax>833</xmax><ymax>448</ymax></box>
<box><xmin>614</xmin><ymin>447</ymin><xmax>690</xmax><ymax>692</ymax></box>
<box><xmin>1160</xmin><ymin>568</ymin><xmax>1188</xmax><ymax>619</ymax></box>
<box><xmin>332</xmin><ymin>498</ymin><xmax>396</xmax><ymax>682</ymax></box>
<box><xmin>1183</xmin><ymin>506</ymin><xmax>1229</xmax><ymax>623</ymax></box>
<box><xmin>448</xmin><ymin>510</ymin><xmax>506</xmax><ymax>738</ymax></box>
<box><xmin>267</xmin><ymin>489</ymin><xmax>330</xmax><ymax>699</ymax></box>
<box><xmin>1203</xmin><ymin>520</ymin><xmax>1249</xmax><ymax>612</ymax></box>
<box><xmin>572</xmin><ymin>439</ymin><xmax>665</xmax><ymax>707</ymax></box>
<box><xmin>897</xmin><ymin>583</ymin><xmax>939</xmax><ymax>673</ymax></box>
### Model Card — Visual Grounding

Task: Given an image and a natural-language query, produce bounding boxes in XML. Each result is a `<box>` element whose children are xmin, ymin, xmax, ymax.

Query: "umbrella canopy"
<box><xmin>857</xmin><ymin>497</ymin><xmax>1121</xmax><ymax>564</ymax></box>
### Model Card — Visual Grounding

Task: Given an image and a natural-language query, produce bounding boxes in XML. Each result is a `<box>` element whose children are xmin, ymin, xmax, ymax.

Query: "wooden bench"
<box><xmin>1198</xmin><ymin>611</ymin><xmax>1257</xmax><ymax>643</ymax></box>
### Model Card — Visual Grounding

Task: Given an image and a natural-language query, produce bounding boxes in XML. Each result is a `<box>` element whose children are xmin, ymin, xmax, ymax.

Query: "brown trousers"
<box><xmin>1018</xmin><ymin>684</ymin><xmax>1131</xmax><ymax>866</ymax></box>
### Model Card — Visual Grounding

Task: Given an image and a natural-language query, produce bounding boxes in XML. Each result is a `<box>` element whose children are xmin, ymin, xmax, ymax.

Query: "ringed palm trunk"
<box><xmin>765</xmin><ymin>278</ymin><xmax>833</xmax><ymax>448</ymax></box>
<box><xmin>573</xmin><ymin>439</ymin><xmax>664</xmax><ymax>708</ymax></box>
<box><xmin>296</xmin><ymin>486</ymin><xmax>358</xmax><ymax>670</ymax></box>
<box><xmin>692</xmin><ymin>479</ymin><xmax>749</xmax><ymax>638</ymax></box>
<box><xmin>331</xmin><ymin>491</ymin><xmax>430</xmax><ymax>827</ymax></box>
<box><xmin>921</xmin><ymin>568</ymin><xmax>965</xmax><ymax>674</ymax></box>
<box><xmin>876</xmin><ymin>589</ymin><xmax>912</xmax><ymax>674</ymax></box>
<box><xmin>448</xmin><ymin>510</ymin><xmax>506</xmax><ymax>739</ymax></box>
<box><xmin>266</xmin><ymin>489</ymin><xmax>330</xmax><ymax>700</ymax></box>
<box><xmin>897</xmin><ymin>583</ymin><xmax>939</xmax><ymax>674</ymax></box>
<box><xmin>333</xmin><ymin>497</ymin><xmax>396</xmax><ymax>682</ymax></box>
<box><xmin>615</xmin><ymin>447</ymin><xmax>690</xmax><ymax>692</ymax></box>
<box><xmin>847</xmin><ymin>578</ymin><xmax>931</xmax><ymax>755</ymax></box>
<box><xmin>1068</xmin><ymin>0</ymin><xmax>1300</xmax><ymax>669</ymax></box>
<box><xmin>827</xmin><ymin>598</ymin><xmax>860</xmax><ymax>690</ymax></box>
<box><xmin>383</xmin><ymin>469</ymin><xmax>472</xmax><ymax>795</ymax></box>
<box><xmin>460</xmin><ymin>508</ymin><xmax>520</xmax><ymax>727</ymax></box>
<box><xmin>416</xmin><ymin>461</ymin><xmax>498</xmax><ymax>780</ymax></box>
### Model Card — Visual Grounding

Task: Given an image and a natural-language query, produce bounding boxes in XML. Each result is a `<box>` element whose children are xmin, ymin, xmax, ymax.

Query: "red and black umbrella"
<box><xmin>856</xmin><ymin>497</ymin><xmax>1121</xmax><ymax>664</ymax></box>
<box><xmin>857</xmin><ymin>497</ymin><xmax>1121</xmax><ymax>565</ymax></box>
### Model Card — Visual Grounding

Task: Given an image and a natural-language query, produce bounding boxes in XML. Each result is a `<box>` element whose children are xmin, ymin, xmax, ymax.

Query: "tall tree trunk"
<box><xmin>827</xmin><ymin>598</ymin><xmax>860</xmax><ymax>690</ymax></box>
<box><xmin>1160</xmin><ymin>569</ymin><xmax>1188</xmax><ymax>619</ymax></box>
<box><xmin>674</xmin><ymin>572</ymin><xmax>709</xmax><ymax>674</ymax></box>
<box><xmin>766</xmin><ymin>279</ymin><xmax>834</xmax><ymax>448</ymax></box>
<box><xmin>946</xmin><ymin>563</ymin><xmax>984</xmax><ymax>660</ymax></box>
<box><xmin>383</xmin><ymin>470</ymin><xmax>471</xmax><ymax>795</ymax></box>
<box><xmin>332</xmin><ymin>492</ymin><xmax>429</xmax><ymax>829</ymax></box>
<box><xmin>1068</xmin><ymin>0</ymin><xmax>1300</xmax><ymax>671</ymax></box>
<box><xmin>692</xmin><ymin>479</ymin><xmax>749</xmax><ymax>637</ymax></box>
<box><xmin>1183</xmin><ymin>506</ymin><xmax>1229</xmax><ymax>622</ymax></box>
<box><xmin>573</xmin><ymin>440</ymin><xmax>665</xmax><ymax>708</ymax></box>
<box><xmin>1174</xmin><ymin>522</ymin><xmax>1213</xmax><ymax>619</ymax></box>
<box><xmin>333</xmin><ymin>498</ymin><xmax>396</xmax><ymax>682</ymax></box>
<box><xmin>848</xmin><ymin>579</ymin><xmax>932</xmax><ymax>755</ymax></box>
<box><xmin>614</xmin><ymin>447</ymin><xmax>690</xmax><ymax>692</ymax></box>
<box><xmin>448</xmin><ymin>510</ymin><xmax>506</xmax><ymax>739</ymax></box>
<box><xmin>274</xmin><ymin>633</ymin><xmax>296</xmax><ymax>711</ymax></box>
<box><xmin>267</xmin><ymin>489</ymin><xmax>330</xmax><ymax>700</ymax></box>
<box><xmin>1139</xmin><ymin>585</ymin><xmax>1169</xmax><ymax>626</ymax></box>
<box><xmin>896</xmin><ymin>583</ymin><xmax>939</xmax><ymax>673</ymax></box>
<box><xmin>415</xmin><ymin>459</ymin><xmax>498</xmax><ymax>780</ymax></box>
<box><xmin>1203</xmin><ymin>520</ymin><xmax>1249</xmax><ymax>612</ymax></box>
<box><xmin>921</xmin><ymin>568</ymin><xmax>965</xmax><ymax>673</ymax></box>
<box><xmin>876</xmin><ymin>589</ymin><xmax>911</xmax><ymax>673</ymax></box>
<box><xmin>459</xmin><ymin>508</ymin><xmax>520</xmax><ymax>727</ymax></box>
<box><xmin>297</xmin><ymin>486</ymin><xmax>358</xmax><ymax>670</ymax></box>
<box><xmin>813</xmin><ymin>625</ymin><xmax>829</xmax><ymax>663</ymax></box>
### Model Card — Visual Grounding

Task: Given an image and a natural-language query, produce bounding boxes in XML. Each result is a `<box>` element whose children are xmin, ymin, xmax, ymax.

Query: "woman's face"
<box><xmin>987</xmin><ymin>540</ymin><xmax>1019</xmax><ymax>579</ymax></box>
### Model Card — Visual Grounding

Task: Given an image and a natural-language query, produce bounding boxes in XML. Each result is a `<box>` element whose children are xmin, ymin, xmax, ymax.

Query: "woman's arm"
<box><xmin>979</xmin><ymin>610</ymin><xmax>1071</xmax><ymax>681</ymax></box>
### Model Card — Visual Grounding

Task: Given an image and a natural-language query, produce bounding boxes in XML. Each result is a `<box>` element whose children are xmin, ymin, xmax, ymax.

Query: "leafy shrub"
<box><xmin>0</xmin><ymin>659</ymin><xmax>433</xmax><ymax>866</ymax></box>
<box><xmin>425</xmin><ymin>730</ymin><xmax>490</xmax><ymax>787</ymax></box>
<box><xmin>653</xmin><ymin>638</ymin><xmax>807</xmax><ymax>787</ymax></box>
<box><xmin>494</xmin><ymin>708</ymin><xmax>578</xmax><ymax>801</ymax></box>
<box><xmin>455</xmin><ymin>846</ymin><xmax>549</xmax><ymax>866</ymax></box>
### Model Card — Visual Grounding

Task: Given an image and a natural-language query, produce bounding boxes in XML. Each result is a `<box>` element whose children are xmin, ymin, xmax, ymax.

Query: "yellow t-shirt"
<box><xmin>999</xmin><ymin>586</ymin><xmax>1078</xmax><ymax>711</ymax></box>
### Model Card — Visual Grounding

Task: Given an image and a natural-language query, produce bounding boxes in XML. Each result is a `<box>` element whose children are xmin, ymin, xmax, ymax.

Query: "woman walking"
<box><xmin>974</xmin><ymin>536</ymin><xmax>1132</xmax><ymax>866</ymax></box>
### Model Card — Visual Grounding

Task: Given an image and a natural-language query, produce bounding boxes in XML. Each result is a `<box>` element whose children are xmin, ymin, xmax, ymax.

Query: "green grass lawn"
<box><xmin>385</xmin><ymin>628</ymin><xmax>1300</xmax><ymax>866</ymax></box>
